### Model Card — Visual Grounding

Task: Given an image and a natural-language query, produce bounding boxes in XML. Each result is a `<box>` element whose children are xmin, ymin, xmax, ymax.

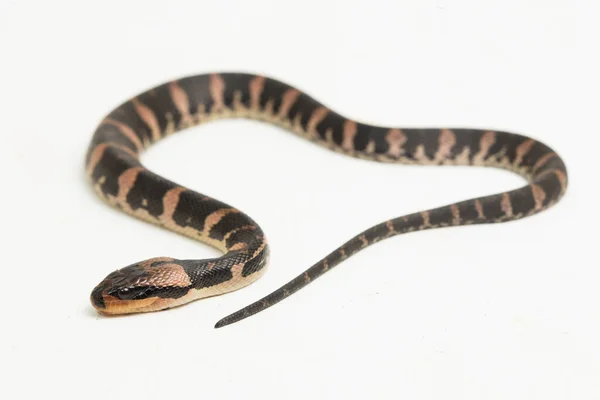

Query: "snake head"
<box><xmin>90</xmin><ymin>257</ymin><xmax>192</xmax><ymax>314</ymax></box>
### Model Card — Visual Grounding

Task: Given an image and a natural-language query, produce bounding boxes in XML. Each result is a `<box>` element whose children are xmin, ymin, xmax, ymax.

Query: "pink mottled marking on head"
<box><xmin>141</xmin><ymin>262</ymin><xmax>192</xmax><ymax>287</ymax></box>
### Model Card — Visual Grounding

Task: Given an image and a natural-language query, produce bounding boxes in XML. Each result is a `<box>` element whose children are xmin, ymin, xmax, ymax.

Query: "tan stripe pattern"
<box><xmin>453</xmin><ymin>147</ymin><xmax>471</xmax><ymax>165</ymax></box>
<box><xmin>365</xmin><ymin>140</ymin><xmax>376</xmax><ymax>154</ymax></box>
<box><xmin>514</xmin><ymin>139</ymin><xmax>535</xmax><ymax>166</ymax></box>
<box><xmin>222</xmin><ymin>225</ymin><xmax>257</xmax><ymax>242</ymax></box>
<box><xmin>473</xmin><ymin>131</ymin><xmax>496</xmax><ymax>165</ymax></box>
<box><xmin>132</xmin><ymin>99</ymin><xmax>161</xmax><ymax>142</ymax></box>
<box><xmin>303</xmin><ymin>272</ymin><xmax>311</xmax><ymax>284</ymax></box>
<box><xmin>86</xmin><ymin>143</ymin><xmax>109</xmax><ymax>176</ymax></box>
<box><xmin>421</xmin><ymin>211</ymin><xmax>431</xmax><ymax>228</ymax></box>
<box><xmin>307</xmin><ymin>107</ymin><xmax>328</xmax><ymax>134</ymax></box>
<box><xmin>117</xmin><ymin>167</ymin><xmax>144</xmax><ymax>205</ymax></box>
<box><xmin>501</xmin><ymin>193</ymin><xmax>513</xmax><ymax>217</ymax></box>
<box><xmin>532</xmin><ymin>152</ymin><xmax>557</xmax><ymax>173</ymax></box>
<box><xmin>359</xmin><ymin>234</ymin><xmax>368</xmax><ymax>247</ymax></box>
<box><xmin>450</xmin><ymin>204</ymin><xmax>461</xmax><ymax>225</ymax></box>
<box><xmin>531</xmin><ymin>184</ymin><xmax>546</xmax><ymax>210</ymax></box>
<box><xmin>342</xmin><ymin>121</ymin><xmax>357</xmax><ymax>152</ymax></box>
<box><xmin>386</xmin><ymin>220</ymin><xmax>395</xmax><ymax>234</ymax></box>
<box><xmin>102</xmin><ymin>118</ymin><xmax>145</xmax><ymax>151</ymax></box>
<box><xmin>436</xmin><ymin>129</ymin><xmax>456</xmax><ymax>162</ymax></box>
<box><xmin>169</xmin><ymin>81</ymin><xmax>194</xmax><ymax>127</ymax></box>
<box><xmin>386</xmin><ymin>129</ymin><xmax>406</xmax><ymax>157</ymax></box>
<box><xmin>554</xmin><ymin>169</ymin><xmax>568</xmax><ymax>193</ymax></box>
<box><xmin>475</xmin><ymin>199</ymin><xmax>485</xmax><ymax>219</ymax></box>
<box><xmin>249</xmin><ymin>76</ymin><xmax>266</xmax><ymax>111</ymax></box>
<box><xmin>278</xmin><ymin>89</ymin><xmax>300</xmax><ymax>118</ymax></box>
<box><xmin>202</xmin><ymin>208</ymin><xmax>240</xmax><ymax>236</ymax></box>
<box><xmin>210</xmin><ymin>74</ymin><xmax>226</xmax><ymax>112</ymax></box>
<box><xmin>161</xmin><ymin>187</ymin><xmax>187</xmax><ymax>222</ymax></box>
<box><xmin>229</xmin><ymin>242</ymin><xmax>248</xmax><ymax>251</ymax></box>
<box><xmin>251</xmin><ymin>237</ymin><xmax>268</xmax><ymax>258</ymax></box>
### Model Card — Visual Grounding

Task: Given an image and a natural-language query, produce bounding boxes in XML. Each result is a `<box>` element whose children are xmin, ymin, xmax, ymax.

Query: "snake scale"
<box><xmin>87</xmin><ymin>72</ymin><xmax>568</xmax><ymax>328</ymax></box>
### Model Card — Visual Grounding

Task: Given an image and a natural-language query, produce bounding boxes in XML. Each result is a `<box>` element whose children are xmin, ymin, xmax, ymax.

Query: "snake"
<box><xmin>86</xmin><ymin>72</ymin><xmax>568</xmax><ymax>328</ymax></box>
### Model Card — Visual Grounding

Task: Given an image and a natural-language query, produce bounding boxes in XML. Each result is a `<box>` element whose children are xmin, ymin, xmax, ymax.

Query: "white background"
<box><xmin>1</xmin><ymin>1</ymin><xmax>597</xmax><ymax>399</ymax></box>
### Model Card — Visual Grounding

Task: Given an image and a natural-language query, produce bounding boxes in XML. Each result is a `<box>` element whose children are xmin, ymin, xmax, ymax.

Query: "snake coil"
<box><xmin>86</xmin><ymin>73</ymin><xmax>567</xmax><ymax>328</ymax></box>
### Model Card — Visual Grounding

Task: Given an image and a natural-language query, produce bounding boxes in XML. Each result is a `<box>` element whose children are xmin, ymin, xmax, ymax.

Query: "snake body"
<box><xmin>87</xmin><ymin>73</ymin><xmax>568</xmax><ymax>328</ymax></box>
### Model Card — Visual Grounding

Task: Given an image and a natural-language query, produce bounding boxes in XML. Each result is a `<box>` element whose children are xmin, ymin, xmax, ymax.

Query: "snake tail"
<box><xmin>215</xmin><ymin>173</ymin><xmax>564</xmax><ymax>328</ymax></box>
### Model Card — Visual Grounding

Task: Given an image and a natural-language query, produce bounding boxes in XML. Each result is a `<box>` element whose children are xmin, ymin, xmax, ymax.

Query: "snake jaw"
<box><xmin>90</xmin><ymin>282</ymin><xmax>163</xmax><ymax>314</ymax></box>
<box><xmin>95</xmin><ymin>293</ymin><xmax>161</xmax><ymax>314</ymax></box>
<box><xmin>90</xmin><ymin>285</ymin><xmax>152</xmax><ymax>314</ymax></box>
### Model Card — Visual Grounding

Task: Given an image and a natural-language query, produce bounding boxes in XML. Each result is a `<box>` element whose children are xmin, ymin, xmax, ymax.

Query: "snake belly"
<box><xmin>86</xmin><ymin>73</ymin><xmax>567</xmax><ymax>327</ymax></box>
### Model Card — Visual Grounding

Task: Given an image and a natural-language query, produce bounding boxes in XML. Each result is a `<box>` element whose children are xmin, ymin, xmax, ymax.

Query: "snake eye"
<box><xmin>115</xmin><ymin>286</ymin><xmax>156</xmax><ymax>300</ymax></box>
<box><xmin>115</xmin><ymin>287</ymin><xmax>134</xmax><ymax>299</ymax></box>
